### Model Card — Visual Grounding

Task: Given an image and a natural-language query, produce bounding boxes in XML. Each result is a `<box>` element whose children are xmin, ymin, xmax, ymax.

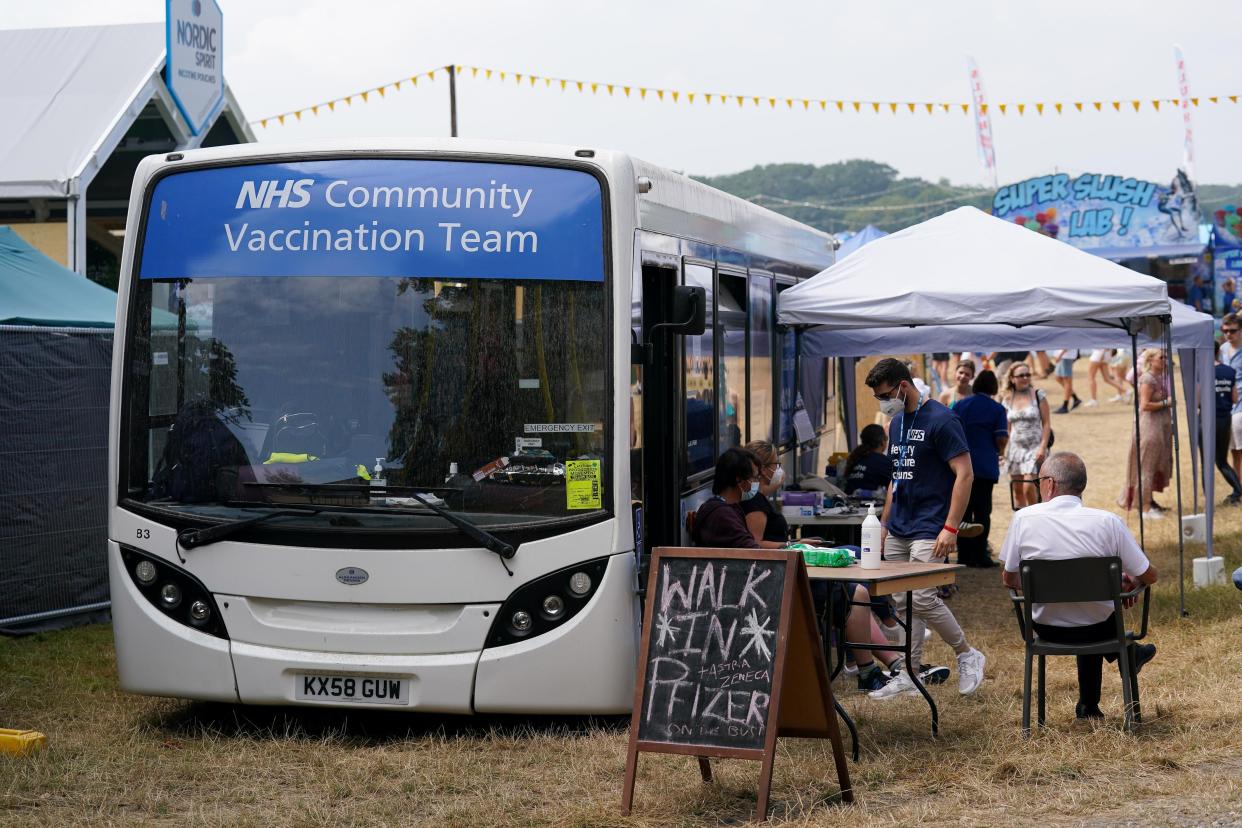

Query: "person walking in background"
<box><xmin>1187</xmin><ymin>274</ymin><xmax>1206</xmax><ymax>312</ymax></box>
<box><xmin>1085</xmin><ymin>349</ymin><xmax>1126</xmax><ymax>407</ymax></box>
<box><xmin>1222</xmin><ymin>277</ymin><xmax>1237</xmax><ymax>317</ymax></box>
<box><xmin>930</xmin><ymin>353</ymin><xmax>951</xmax><ymax>394</ymax></box>
<box><xmin>952</xmin><ymin>370</ymin><xmax>1008</xmax><ymax>566</ymax></box>
<box><xmin>1211</xmin><ymin>341</ymin><xmax>1242</xmax><ymax>506</ymax></box>
<box><xmin>1117</xmin><ymin>349</ymin><xmax>1174</xmax><ymax>519</ymax></box>
<box><xmin>843</xmin><ymin>424</ymin><xmax>892</xmax><ymax>498</ymax></box>
<box><xmin>1109</xmin><ymin>348</ymin><xmax>1133</xmax><ymax>402</ymax></box>
<box><xmin>1221</xmin><ymin>314</ymin><xmax>1242</xmax><ymax>484</ymax></box>
<box><xmin>939</xmin><ymin>359</ymin><xmax>976</xmax><ymax>408</ymax></box>
<box><xmin>862</xmin><ymin>358</ymin><xmax>987</xmax><ymax>700</ymax></box>
<box><xmin>1051</xmin><ymin>348</ymin><xmax>1082</xmax><ymax>413</ymax></box>
<box><xmin>1002</xmin><ymin>364</ymin><xmax>1052</xmax><ymax>509</ymax></box>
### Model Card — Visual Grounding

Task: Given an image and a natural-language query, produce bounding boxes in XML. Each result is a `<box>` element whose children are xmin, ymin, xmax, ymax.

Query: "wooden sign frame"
<box><xmin>621</xmin><ymin>547</ymin><xmax>853</xmax><ymax>820</ymax></box>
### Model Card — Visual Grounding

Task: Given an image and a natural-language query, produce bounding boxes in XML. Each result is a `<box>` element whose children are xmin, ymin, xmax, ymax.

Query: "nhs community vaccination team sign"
<box><xmin>166</xmin><ymin>0</ymin><xmax>224</xmax><ymax>135</ymax></box>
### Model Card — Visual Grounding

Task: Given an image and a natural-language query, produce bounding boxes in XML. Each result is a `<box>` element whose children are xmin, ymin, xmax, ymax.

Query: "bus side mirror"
<box><xmin>670</xmin><ymin>285</ymin><xmax>706</xmax><ymax>336</ymax></box>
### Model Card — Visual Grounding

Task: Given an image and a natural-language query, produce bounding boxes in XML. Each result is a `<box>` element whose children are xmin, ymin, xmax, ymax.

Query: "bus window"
<box><xmin>717</xmin><ymin>272</ymin><xmax>747</xmax><ymax>450</ymax></box>
<box><xmin>683</xmin><ymin>262</ymin><xmax>715</xmax><ymax>477</ymax></box>
<box><xmin>748</xmin><ymin>272</ymin><xmax>774</xmax><ymax>445</ymax></box>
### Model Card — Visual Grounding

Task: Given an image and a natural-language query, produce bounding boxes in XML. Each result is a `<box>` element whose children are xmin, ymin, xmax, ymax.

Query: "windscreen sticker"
<box><xmin>565</xmin><ymin>460</ymin><xmax>602</xmax><ymax>510</ymax></box>
<box><xmin>524</xmin><ymin>423</ymin><xmax>598</xmax><ymax>433</ymax></box>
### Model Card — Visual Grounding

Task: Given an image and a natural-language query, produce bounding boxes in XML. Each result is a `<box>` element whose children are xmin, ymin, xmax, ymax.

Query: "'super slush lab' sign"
<box><xmin>165</xmin><ymin>0</ymin><xmax>224</xmax><ymax>135</ymax></box>
<box><xmin>139</xmin><ymin>159</ymin><xmax>605</xmax><ymax>282</ymax></box>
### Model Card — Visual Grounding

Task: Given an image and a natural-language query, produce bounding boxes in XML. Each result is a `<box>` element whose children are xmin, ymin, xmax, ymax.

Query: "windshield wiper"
<box><xmin>180</xmin><ymin>485</ymin><xmax>517</xmax><ymax>567</ymax></box>
<box><xmin>178</xmin><ymin>507</ymin><xmax>324</xmax><ymax>550</ymax></box>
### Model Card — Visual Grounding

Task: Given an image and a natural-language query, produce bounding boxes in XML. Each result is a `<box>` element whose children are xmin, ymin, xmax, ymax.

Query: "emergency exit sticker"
<box><xmin>565</xmin><ymin>460</ymin><xmax>602</xmax><ymax>510</ymax></box>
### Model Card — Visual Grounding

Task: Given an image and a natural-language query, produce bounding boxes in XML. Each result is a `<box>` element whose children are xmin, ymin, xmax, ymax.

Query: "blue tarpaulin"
<box><xmin>836</xmin><ymin>224</ymin><xmax>887</xmax><ymax>259</ymax></box>
<box><xmin>0</xmin><ymin>226</ymin><xmax>116</xmax><ymax>327</ymax></box>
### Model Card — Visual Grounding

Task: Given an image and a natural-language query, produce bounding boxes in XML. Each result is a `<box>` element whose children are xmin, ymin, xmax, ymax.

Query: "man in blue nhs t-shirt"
<box><xmin>864</xmin><ymin>358</ymin><xmax>988</xmax><ymax>699</ymax></box>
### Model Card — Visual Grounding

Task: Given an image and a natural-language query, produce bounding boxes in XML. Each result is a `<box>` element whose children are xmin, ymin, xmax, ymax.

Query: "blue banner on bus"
<box><xmin>139</xmin><ymin>159</ymin><xmax>605</xmax><ymax>281</ymax></box>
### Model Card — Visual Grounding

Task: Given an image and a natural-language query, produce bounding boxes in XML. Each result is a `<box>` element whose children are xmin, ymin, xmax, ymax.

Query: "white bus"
<box><xmin>109</xmin><ymin>140</ymin><xmax>837</xmax><ymax>713</ymax></box>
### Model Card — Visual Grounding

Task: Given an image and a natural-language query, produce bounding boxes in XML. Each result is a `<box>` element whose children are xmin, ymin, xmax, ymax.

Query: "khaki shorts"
<box><xmin>1231</xmin><ymin>411</ymin><xmax>1242</xmax><ymax>451</ymax></box>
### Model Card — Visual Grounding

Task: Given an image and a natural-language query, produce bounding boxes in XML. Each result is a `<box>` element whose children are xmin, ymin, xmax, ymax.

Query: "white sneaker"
<box><xmin>1108</xmin><ymin>394</ymin><xmax>1125</xmax><ymax>403</ymax></box>
<box><xmin>1142</xmin><ymin>509</ymin><xmax>1166</xmax><ymax>520</ymax></box>
<box><xmin>1084</xmin><ymin>399</ymin><xmax>1099</xmax><ymax>407</ymax></box>
<box><xmin>957</xmin><ymin>647</ymin><xmax>986</xmax><ymax>695</ymax></box>
<box><xmin>867</xmin><ymin>669</ymin><xmax>918</xmax><ymax>700</ymax></box>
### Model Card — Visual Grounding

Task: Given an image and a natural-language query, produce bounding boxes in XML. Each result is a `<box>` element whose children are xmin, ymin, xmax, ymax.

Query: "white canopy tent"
<box><xmin>777</xmin><ymin>207</ymin><xmax>1202</xmax><ymax>610</ymax></box>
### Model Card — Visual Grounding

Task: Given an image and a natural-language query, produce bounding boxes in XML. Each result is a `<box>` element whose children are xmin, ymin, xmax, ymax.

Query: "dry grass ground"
<box><xmin>3</xmin><ymin>366</ymin><xmax>1242</xmax><ymax>827</ymax></box>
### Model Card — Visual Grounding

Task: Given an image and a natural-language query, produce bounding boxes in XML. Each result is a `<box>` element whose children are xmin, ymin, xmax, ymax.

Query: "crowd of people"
<box><xmin>690</xmin><ymin>352</ymin><xmax>1169</xmax><ymax>721</ymax></box>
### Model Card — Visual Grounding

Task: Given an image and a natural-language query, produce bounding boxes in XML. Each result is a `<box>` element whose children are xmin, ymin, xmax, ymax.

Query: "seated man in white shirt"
<box><xmin>999</xmin><ymin>451</ymin><xmax>1158</xmax><ymax>720</ymax></box>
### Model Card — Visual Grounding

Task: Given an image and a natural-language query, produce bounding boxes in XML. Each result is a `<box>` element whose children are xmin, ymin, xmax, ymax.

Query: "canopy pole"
<box><xmin>1132</xmin><ymin>333</ymin><xmax>1145</xmax><ymax>552</ymax></box>
<box><xmin>1167</xmin><ymin>327</ymin><xmax>1187</xmax><ymax>617</ymax></box>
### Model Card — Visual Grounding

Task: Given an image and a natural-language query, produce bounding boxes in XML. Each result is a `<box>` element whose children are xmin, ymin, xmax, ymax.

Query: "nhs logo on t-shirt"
<box><xmin>907</xmin><ymin>429</ymin><xmax>926</xmax><ymax>442</ymax></box>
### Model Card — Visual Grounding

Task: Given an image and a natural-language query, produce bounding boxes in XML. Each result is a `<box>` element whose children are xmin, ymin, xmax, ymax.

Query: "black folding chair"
<box><xmin>1009</xmin><ymin>556</ymin><xmax>1151</xmax><ymax>734</ymax></box>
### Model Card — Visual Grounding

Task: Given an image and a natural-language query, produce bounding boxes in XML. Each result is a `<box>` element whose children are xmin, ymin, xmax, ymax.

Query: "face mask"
<box><xmin>770</xmin><ymin>466</ymin><xmax>785</xmax><ymax>488</ymax></box>
<box><xmin>743</xmin><ymin>481</ymin><xmax>760</xmax><ymax>500</ymax></box>
<box><xmin>878</xmin><ymin>386</ymin><xmax>905</xmax><ymax>418</ymax></box>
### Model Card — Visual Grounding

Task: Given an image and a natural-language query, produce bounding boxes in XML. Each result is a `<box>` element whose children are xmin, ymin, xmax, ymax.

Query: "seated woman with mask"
<box><xmin>693</xmin><ymin>447</ymin><xmax>902</xmax><ymax>691</ymax></box>
<box><xmin>740</xmin><ymin>440</ymin><xmax>792</xmax><ymax>548</ymax></box>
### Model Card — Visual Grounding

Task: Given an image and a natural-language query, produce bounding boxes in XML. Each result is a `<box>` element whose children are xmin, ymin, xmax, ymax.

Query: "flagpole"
<box><xmin>448</xmin><ymin>64</ymin><xmax>458</xmax><ymax>137</ymax></box>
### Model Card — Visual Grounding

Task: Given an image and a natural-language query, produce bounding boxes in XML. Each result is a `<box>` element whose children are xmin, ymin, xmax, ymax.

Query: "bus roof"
<box><xmin>130</xmin><ymin>138</ymin><xmax>836</xmax><ymax>272</ymax></box>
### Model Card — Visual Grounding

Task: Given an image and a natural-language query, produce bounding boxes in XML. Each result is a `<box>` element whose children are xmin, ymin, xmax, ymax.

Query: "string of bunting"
<box><xmin>253</xmin><ymin>63</ymin><xmax>1242</xmax><ymax>128</ymax></box>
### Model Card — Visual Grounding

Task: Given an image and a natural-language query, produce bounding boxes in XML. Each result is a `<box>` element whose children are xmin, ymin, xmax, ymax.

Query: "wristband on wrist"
<box><xmin>942</xmin><ymin>523</ymin><xmax>959</xmax><ymax>535</ymax></box>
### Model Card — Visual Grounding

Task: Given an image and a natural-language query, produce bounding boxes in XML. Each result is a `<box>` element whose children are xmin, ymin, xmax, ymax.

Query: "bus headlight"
<box><xmin>189</xmin><ymin>601</ymin><xmax>212</xmax><ymax>625</ymax></box>
<box><xmin>159</xmin><ymin>583</ymin><xmax>182</xmax><ymax>608</ymax></box>
<box><xmin>541</xmin><ymin>595</ymin><xmax>565</xmax><ymax>620</ymax></box>
<box><xmin>568</xmin><ymin>571</ymin><xmax>592</xmax><ymax>596</ymax></box>
<box><xmin>121</xmin><ymin>546</ymin><xmax>229</xmax><ymax>640</ymax></box>
<box><xmin>484</xmin><ymin>557</ymin><xmax>609</xmax><ymax>649</ymax></box>
<box><xmin>135</xmin><ymin>560</ymin><xmax>158</xmax><ymax>585</ymax></box>
<box><xmin>511</xmin><ymin>610</ymin><xmax>533</xmax><ymax>634</ymax></box>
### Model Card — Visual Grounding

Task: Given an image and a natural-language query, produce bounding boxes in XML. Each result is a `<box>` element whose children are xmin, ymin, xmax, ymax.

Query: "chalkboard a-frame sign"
<box><xmin>621</xmin><ymin>547</ymin><xmax>853</xmax><ymax>820</ymax></box>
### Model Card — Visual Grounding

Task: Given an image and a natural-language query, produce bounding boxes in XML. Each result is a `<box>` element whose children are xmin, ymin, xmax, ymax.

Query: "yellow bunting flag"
<box><xmin>1192</xmin><ymin>97</ymin><xmax>1199</xmax><ymax>105</ymax></box>
<box><xmin>278</xmin><ymin>114</ymin><xmax>285</xmax><ymax>125</ymax></box>
<box><xmin>515</xmin><ymin>73</ymin><xmax>523</xmax><ymax>83</ymax></box>
<box><xmin>529</xmin><ymin>76</ymin><xmax>536</xmax><ymax>86</ymax></box>
<box><xmin>821</xmin><ymin>100</ymin><xmax>828</xmax><ymax>111</ymax></box>
<box><xmin>327</xmin><ymin>101</ymin><xmax>335</xmax><ymax>111</ymax></box>
<box><xmin>294</xmin><ymin>111</ymin><xmax>302</xmax><ymax>120</ymax></box>
<box><xmin>260</xmin><ymin>119</ymin><xmax>267</xmax><ymax>128</ymax></box>
<box><xmin>837</xmin><ymin>101</ymin><xmax>845</xmax><ymax>112</ymax></box>
<box><xmin>941</xmin><ymin>103</ymin><xmax>950</xmax><ymax>113</ymax></box>
<box><xmin>1210</xmin><ymin>96</ymin><xmax>1219</xmax><ymax>104</ymax></box>
<box><xmin>704</xmin><ymin>93</ymin><xmax>712</xmax><ymax>104</ymax></box>
<box><xmin>485</xmin><ymin>69</ymin><xmax>492</xmax><ymax>79</ymax></box>
<box><xmin>621</xmin><ymin>86</ymin><xmax>629</xmax><ymax>97</ymax></box>
<box><xmin>576</xmin><ymin>81</ymin><xmax>583</xmax><ymax>92</ymax></box>
<box><xmin>1231</xmin><ymin>95</ymin><xmax>1239</xmax><ymax>104</ymax></box>
<box><xmin>960</xmin><ymin>103</ymin><xmax>969</xmax><ymax>114</ymax></box>
<box><xmin>1054</xmin><ymin>102</ymin><xmax>1062</xmax><ymax>114</ymax></box>
<box><xmin>560</xmin><ymin>79</ymin><xmax>567</xmax><ymax>91</ymax></box>
<box><xmin>769</xmin><ymin>97</ymin><xmax>777</xmax><ymax>108</ymax></box>
<box><xmin>1132</xmin><ymin>100</ymin><xmax>1140</xmax><ymax>111</ymax></box>
<box><xmin>360</xmin><ymin>91</ymin><xmax>369</xmax><ymax>102</ymax></box>
<box><xmin>471</xmin><ymin>67</ymin><xmax>478</xmax><ymax>77</ymax></box>
<box><xmin>1112</xmin><ymin>101</ymin><xmax>1121</xmax><ymax>111</ymax></box>
<box><xmin>998</xmin><ymin>103</ymin><xmax>1007</xmax><ymax>115</ymax></box>
<box><xmin>671</xmin><ymin>91</ymin><xmax>679</xmax><ymax>102</ymax></box>
<box><xmin>590</xmin><ymin>82</ymin><xmax>598</xmax><ymax>93</ymax></box>
<box><xmin>871</xmin><ymin>102</ymin><xmax>880</xmax><ymax>113</ymax></box>
<box><xmin>429</xmin><ymin>69</ymin><xmax>436</xmax><ymax>80</ymax></box>
<box><xmin>1017</xmin><ymin>103</ymin><xmax>1026</xmax><ymax>115</ymax></box>
<box><xmin>657</xmin><ymin>89</ymin><xmax>664</xmax><ymax>101</ymax></box>
<box><xmin>639</xmin><ymin>88</ymin><xmax>646</xmax><ymax>99</ymax></box>
<box><xmin>1152</xmin><ymin>100</ymin><xmax>1160</xmax><ymax>111</ymax></box>
<box><xmin>906</xmin><ymin>102</ymin><xmax>915</xmax><ymax>113</ymax></box>
<box><xmin>786</xmin><ymin>98</ymin><xmax>794</xmax><ymax>108</ymax></box>
<box><xmin>1092</xmin><ymin>101</ymin><xmax>1102</xmax><ymax>111</ymax></box>
<box><xmin>1036</xmin><ymin>102</ymin><xmax>1044</xmax><ymax>115</ymax></box>
<box><xmin>803</xmin><ymin>99</ymin><xmax>810</xmax><ymax>110</ymax></box>
<box><xmin>606</xmin><ymin>84</ymin><xmax>614</xmax><ymax>95</ymax></box>
<box><xmin>687</xmin><ymin>92</ymin><xmax>695</xmax><ymax>103</ymax></box>
<box><xmin>924</xmin><ymin>102</ymin><xmax>933</xmax><ymax>114</ymax></box>
<box><xmin>854</xmin><ymin>101</ymin><xmax>863</xmax><ymax>113</ymax></box>
<box><xmin>888</xmin><ymin>102</ymin><xmax>898</xmax><ymax>114</ymax></box>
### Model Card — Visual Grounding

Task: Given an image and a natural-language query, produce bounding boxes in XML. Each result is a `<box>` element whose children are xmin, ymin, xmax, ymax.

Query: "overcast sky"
<box><xmin>8</xmin><ymin>0</ymin><xmax>1242</xmax><ymax>187</ymax></box>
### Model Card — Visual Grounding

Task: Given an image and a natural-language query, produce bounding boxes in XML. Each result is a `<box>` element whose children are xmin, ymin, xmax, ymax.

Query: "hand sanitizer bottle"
<box><xmin>861</xmin><ymin>502</ymin><xmax>883</xmax><ymax>569</ymax></box>
<box><xmin>371</xmin><ymin>458</ymin><xmax>386</xmax><ymax>502</ymax></box>
<box><xmin>445</xmin><ymin>462</ymin><xmax>458</xmax><ymax>484</ymax></box>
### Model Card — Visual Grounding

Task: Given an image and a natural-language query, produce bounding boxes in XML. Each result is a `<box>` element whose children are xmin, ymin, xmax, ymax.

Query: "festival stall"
<box><xmin>778</xmin><ymin>207</ymin><xmax>1205</xmax><ymax>610</ymax></box>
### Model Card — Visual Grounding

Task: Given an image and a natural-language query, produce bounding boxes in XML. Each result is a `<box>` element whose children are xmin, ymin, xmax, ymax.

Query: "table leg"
<box><xmin>822</xmin><ymin>585</ymin><xmax>859</xmax><ymax>762</ymax></box>
<box><xmin>902</xmin><ymin>588</ymin><xmax>940</xmax><ymax>737</ymax></box>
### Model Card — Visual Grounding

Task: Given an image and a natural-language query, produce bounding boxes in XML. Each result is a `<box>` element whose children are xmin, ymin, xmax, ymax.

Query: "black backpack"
<box><xmin>151</xmin><ymin>402</ymin><xmax>249</xmax><ymax>503</ymax></box>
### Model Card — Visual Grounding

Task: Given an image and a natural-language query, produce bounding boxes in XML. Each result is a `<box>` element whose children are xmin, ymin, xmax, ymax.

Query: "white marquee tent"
<box><xmin>777</xmin><ymin>208</ymin><xmax>1207</xmax><ymax>607</ymax></box>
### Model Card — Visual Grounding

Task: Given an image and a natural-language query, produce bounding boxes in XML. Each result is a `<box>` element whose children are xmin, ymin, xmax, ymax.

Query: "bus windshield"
<box><xmin>121</xmin><ymin>158</ymin><xmax>610</xmax><ymax>535</ymax></box>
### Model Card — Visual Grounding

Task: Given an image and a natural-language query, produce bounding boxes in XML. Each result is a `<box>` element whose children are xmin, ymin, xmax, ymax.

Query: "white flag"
<box><xmin>966</xmin><ymin>57</ymin><xmax>997</xmax><ymax>189</ymax></box>
<box><xmin>1174</xmin><ymin>44</ymin><xmax>1196</xmax><ymax>183</ymax></box>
